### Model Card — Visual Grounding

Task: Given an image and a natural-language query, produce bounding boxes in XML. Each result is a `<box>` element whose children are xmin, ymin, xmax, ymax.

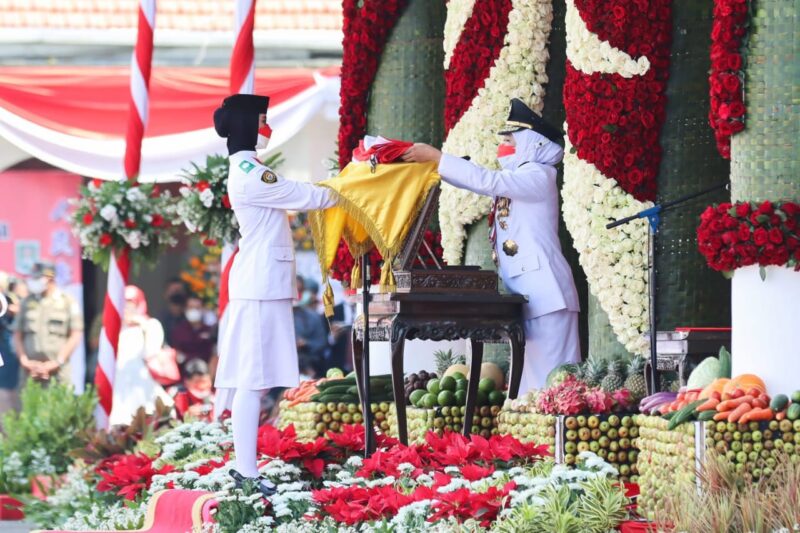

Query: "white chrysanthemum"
<box><xmin>125</xmin><ymin>186</ymin><xmax>147</xmax><ymax>203</ymax></box>
<box><xmin>200</xmin><ymin>188</ymin><xmax>215</xmax><ymax>208</ymax></box>
<box><xmin>125</xmin><ymin>230</ymin><xmax>142</xmax><ymax>249</ymax></box>
<box><xmin>99</xmin><ymin>204</ymin><xmax>118</xmax><ymax>223</ymax></box>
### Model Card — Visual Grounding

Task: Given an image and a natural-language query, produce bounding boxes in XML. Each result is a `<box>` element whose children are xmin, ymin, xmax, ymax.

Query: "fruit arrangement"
<box><xmin>278</xmin><ymin>399</ymin><xmax>393</xmax><ymax>439</ymax></box>
<box><xmin>562</xmin><ymin>413</ymin><xmax>639</xmax><ymax>482</ymax></box>
<box><xmin>496</xmin><ymin>411</ymin><xmax>557</xmax><ymax>451</ymax></box>
<box><xmin>408</xmin><ymin>363</ymin><xmax>507</xmax><ymax>410</ymax></box>
<box><xmin>311</xmin><ymin>373</ymin><xmax>394</xmax><ymax>404</ymax></box>
<box><xmin>388</xmin><ymin>404</ymin><xmax>503</xmax><ymax>443</ymax></box>
<box><xmin>703</xmin><ymin>388</ymin><xmax>800</xmax><ymax>482</ymax></box>
<box><xmin>403</xmin><ymin>370</ymin><xmax>439</xmax><ymax>405</ymax></box>
<box><xmin>534</xmin><ymin>375</ymin><xmax>634</xmax><ymax>415</ymax></box>
<box><xmin>634</xmin><ymin>414</ymin><xmax>697</xmax><ymax>520</ymax></box>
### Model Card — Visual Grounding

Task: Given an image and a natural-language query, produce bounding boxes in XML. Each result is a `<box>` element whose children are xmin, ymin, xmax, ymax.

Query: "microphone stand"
<box><xmin>606</xmin><ymin>182</ymin><xmax>728</xmax><ymax>393</ymax></box>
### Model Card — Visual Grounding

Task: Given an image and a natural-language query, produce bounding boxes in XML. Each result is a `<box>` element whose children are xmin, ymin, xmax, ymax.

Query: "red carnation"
<box><xmin>735</xmin><ymin>202</ymin><xmax>751</xmax><ymax>217</ymax></box>
<box><xmin>124</xmin><ymin>219</ymin><xmax>136</xmax><ymax>229</ymax></box>
<box><xmin>737</xmin><ymin>223</ymin><xmax>751</xmax><ymax>241</ymax></box>
<box><xmin>92</xmin><ymin>178</ymin><xmax>104</xmax><ymax>189</ymax></box>
<box><xmin>151</xmin><ymin>214</ymin><xmax>164</xmax><ymax>227</ymax></box>
<box><xmin>768</xmin><ymin>228</ymin><xmax>784</xmax><ymax>244</ymax></box>
<box><xmin>82</xmin><ymin>212</ymin><xmax>94</xmax><ymax>225</ymax></box>
<box><xmin>196</xmin><ymin>181</ymin><xmax>210</xmax><ymax>192</ymax></box>
<box><xmin>99</xmin><ymin>233</ymin><xmax>113</xmax><ymax>247</ymax></box>
<box><xmin>753</xmin><ymin>227</ymin><xmax>769</xmax><ymax>246</ymax></box>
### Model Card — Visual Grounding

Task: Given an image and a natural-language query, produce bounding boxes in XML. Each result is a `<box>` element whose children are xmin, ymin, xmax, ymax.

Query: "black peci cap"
<box><xmin>213</xmin><ymin>94</ymin><xmax>269</xmax><ymax>138</ymax></box>
<box><xmin>498</xmin><ymin>98</ymin><xmax>563</xmax><ymax>145</ymax></box>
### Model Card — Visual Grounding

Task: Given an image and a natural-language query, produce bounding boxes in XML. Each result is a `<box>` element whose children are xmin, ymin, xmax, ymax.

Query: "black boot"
<box><xmin>229</xmin><ymin>469</ymin><xmax>277</xmax><ymax>497</ymax></box>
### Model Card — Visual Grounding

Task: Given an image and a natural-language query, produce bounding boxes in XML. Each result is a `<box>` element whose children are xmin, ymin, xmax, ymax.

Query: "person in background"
<box><xmin>159</xmin><ymin>278</ymin><xmax>188</xmax><ymax>346</ymax></box>
<box><xmin>0</xmin><ymin>272</ymin><xmax>21</xmax><ymax>418</ymax></box>
<box><xmin>13</xmin><ymin>262</ymin><xmax>83</xmax><ymax>385</ymax></box>
<box><xmin>109</xmin><ymin>285</ymin><xmax>173</xmax><ymax>426</ymax></box>
<box><xmin>293</xmin><ymin>279</ymin><xmax>329</xmax><ymax>378</ymax></box>
<box><xmin>171</xmin><ymin>294</ymin><xmax>217</xmax><ymax>378</ymax></box>
<box><xmin>171</xmin><ymin>358</ymin><xmax>213</xmax><ymax>421</ymax></box>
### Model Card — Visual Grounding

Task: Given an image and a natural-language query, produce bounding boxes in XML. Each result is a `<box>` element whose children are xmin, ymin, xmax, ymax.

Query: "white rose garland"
<box><xmin>562</xmin><ymin>137</ymin><xmax>651</xmax><ymax>356</ymax></box>
<box><xmin>439</xmin><ymin>0</ymin><xmax>554</xmax><ymax>264</ymax></box>
<box><xmin>442</xmin><ymin>0</ymin><xmax>477</xmax><ymax>69</ymax></box>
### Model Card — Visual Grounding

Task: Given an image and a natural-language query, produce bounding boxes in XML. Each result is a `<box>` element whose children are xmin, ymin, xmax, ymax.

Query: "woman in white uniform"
<box><xmin>402</xmin><ymin>98</ymin><xmax>581</xmax><ymax>394</ymax></box>
<box><xmin>213</xmin><ymin>94</ymin><xmax>335</xmax><ymax>495</ymax></box>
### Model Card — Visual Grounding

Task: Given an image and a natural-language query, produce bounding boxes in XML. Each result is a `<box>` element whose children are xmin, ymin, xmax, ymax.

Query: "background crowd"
<box><xmin>0</xmin><ymin>263</ymin><xmax>354</xmax><ymax>427</ymax></box>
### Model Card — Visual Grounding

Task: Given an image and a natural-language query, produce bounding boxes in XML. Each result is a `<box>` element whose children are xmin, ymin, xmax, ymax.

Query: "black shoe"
<box><xmin>229</xmin><ymin>468</ymin><xmax>277</xmax><ymax>497</ymax></box>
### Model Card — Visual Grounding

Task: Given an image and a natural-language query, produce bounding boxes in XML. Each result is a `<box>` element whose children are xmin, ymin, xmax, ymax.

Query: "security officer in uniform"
<box><xmin>403</xmin><ymin>98</ymin><xmax>581</xmax><ymax>393</ymax></box>
<box><xmin>12</xmin><ymin>262</ymin><xmax>83</xmax><ymax>385</ymax></box>
<box><xmin>212</xmin><ymin>94</ymin><xmax>336</xmax><ymax>496</ymax></box>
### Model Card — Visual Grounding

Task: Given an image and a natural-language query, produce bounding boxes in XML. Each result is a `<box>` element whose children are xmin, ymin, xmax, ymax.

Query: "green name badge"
<box><xmin>239</xmin><ymin>160</ymin><xmax>256</xmax><ymax>173</ymax></box>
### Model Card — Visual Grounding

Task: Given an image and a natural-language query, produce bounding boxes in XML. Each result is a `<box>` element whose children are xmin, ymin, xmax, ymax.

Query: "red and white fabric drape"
<box><xmin>95</xmin><ymin>0</ymin><xmax>155</xmax><ymax>428</ymax></box>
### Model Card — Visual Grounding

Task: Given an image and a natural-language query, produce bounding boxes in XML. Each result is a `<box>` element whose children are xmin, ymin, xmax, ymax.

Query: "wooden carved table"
<box><xmin>352</xmin><ymin>291</ymin><xmax>526</xmax><ymax>447</ymax></box>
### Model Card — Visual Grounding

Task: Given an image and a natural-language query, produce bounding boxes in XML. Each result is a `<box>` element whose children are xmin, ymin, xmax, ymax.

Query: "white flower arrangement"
<box><xmin>439</xmin><ymin>0</ymin><xmax>555</xmax><ymax>264</ymax></box>
<box><xmin>70</xmin><ymin>179</ymin><xmax>178</xmax><ymax>268</ymax></box>
<box><xmin>561</xmin><ymin>0</ymin><xmax>654</xmax><ymax>355</ymax></box>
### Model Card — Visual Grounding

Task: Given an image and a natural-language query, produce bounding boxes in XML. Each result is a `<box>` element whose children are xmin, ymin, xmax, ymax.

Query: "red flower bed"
<box><xmin>564</xmin><ymin>0</ymin><xmax>672</xmax><ymax>202</ymax></box>
<box><xmin>708</xmin><ymin>0</ymin><xmax>749</xmax><ymax>158</ymax></box>
<box><xmin>444</xmin><ymin>0</ymin><xmax>513</xmax><ymax>133</ymax></box>
<box><xmin>95</xmin><ymin>453</ymin><xmax>175</xmax><ymax>501</ymax></box>
<box><xmin>697</xmin><ymin>200</ymin><xmax>800</xmax><ymax>273</ymax></box>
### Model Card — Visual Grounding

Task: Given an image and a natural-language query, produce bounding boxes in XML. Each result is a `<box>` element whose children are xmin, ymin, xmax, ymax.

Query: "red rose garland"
<box><xmin>564</xmin><ymin>0</ymin><xmax>672</xmax><ymax>202</ymax></box>
<box><xmin>337</xmin><ymin>0</ymin><xmax>408</xmax><ymax>169</ymax></box>
<box><xmin>444</xmin><ymin>0</ymin><xmax>513</xmax><ymax>133</ymax></box>
<box><xmin>697</xmin><ymin>200</ymin><xmax>800</xmax><ymax>273</ymax></box>
<box><xmin>708</xmin><ymin>0</ymin><xmax>748</xmax><ymax>159</ymax></box>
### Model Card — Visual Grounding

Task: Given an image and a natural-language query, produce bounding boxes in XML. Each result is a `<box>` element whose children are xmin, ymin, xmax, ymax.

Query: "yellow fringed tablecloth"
<box><xmin>309</xmin><ymin>161</ymin><xmax>440</xmax><ymax>314</ymax></box>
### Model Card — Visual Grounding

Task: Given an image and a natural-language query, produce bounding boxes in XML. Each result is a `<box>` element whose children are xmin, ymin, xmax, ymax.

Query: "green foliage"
<box><xmin>1</xmin><ymin>379</ymin><xmax>97</xmax><ymax>481</ymax></box>
<box><xmin>214</xmin><ymin>479</ymin><xmax>269</xmax><ymax>533</ymax></box>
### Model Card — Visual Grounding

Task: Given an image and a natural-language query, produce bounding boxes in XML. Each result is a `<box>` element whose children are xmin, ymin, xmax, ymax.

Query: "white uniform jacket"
<box><xmin>227</xmin><ymin>150</ymin><xmax>334</xmax><ymax>301</ymax></box>
<box><xmin>438</xmin><ymin>153</ymin><xmax>580</xmax><ymax>319</ymax></box>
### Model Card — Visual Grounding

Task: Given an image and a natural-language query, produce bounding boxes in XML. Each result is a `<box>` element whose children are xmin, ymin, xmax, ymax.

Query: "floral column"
<box><xmin>726</xmin><ymin>2</ymin><xmax>799</xmax><ymax>393</ymax></box>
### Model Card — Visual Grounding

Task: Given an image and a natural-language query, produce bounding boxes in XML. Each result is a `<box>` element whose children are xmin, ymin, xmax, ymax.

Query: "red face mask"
<box><xmin>259</xmin><ymin>124</ymin><xmax>273</xmax><ymax>138</ymax></box>
<box><xmin>497</xmin><ymin>144</ymin><xmax>516</xmax><ymax>158</ymax></box>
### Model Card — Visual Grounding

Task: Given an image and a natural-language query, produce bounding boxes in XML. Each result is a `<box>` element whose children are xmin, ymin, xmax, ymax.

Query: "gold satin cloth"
<box><xmin>309</xmin><ymin>161</ymin><xmax>440</xmax><ymax>313</ymax></box>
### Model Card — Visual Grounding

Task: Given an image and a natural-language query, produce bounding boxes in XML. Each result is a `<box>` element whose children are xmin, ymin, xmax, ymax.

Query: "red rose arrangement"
<box><xmin>697</xmin><ymin>200</ymin><xmax>800</xmax><ymax>274</ymax></box>
<box><xmin>337</xmin><ymin>0</ymin><xmax>408</xmax><ymax>169</ymax></box>
<box><xmin>564</xmin><ymin>0</ymin><xmax>672</xmax><ymax>202</ymax></box>
<box><xmin>444</xmin><ymin>0</ymin><xmax>513</xmax><ymax>133</ymax></box>
<box><xmin>708</xmin><ymin>0</ymin><xmax>749</xmax><ymax>159</ymax></box>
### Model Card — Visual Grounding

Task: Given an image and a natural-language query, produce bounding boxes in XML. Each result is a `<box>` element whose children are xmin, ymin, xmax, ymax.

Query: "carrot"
<box><xmin>717</xmin><ymin>395</ymin><xmax>756</xmax><ymax>412</ymax></box>
<box><xmin>714</xmin><ymin>411</ymin><xmax>732</xmax><ymax>421</ymax></box>
<box><xmin>751</xmin><ymin>397</ymin><xmax>769</xmax><ymax>409</ymax></box>
<box><xmin>776</xmin><ymin>410</ymin><xmax>787</xmax><ymax>421</ymax></box>
<box><xmin>740</xmin><ymin>407</ymin><xmax>774</xmax><ymax>423</ymax></box>
<box><xmin>696</xmin><ymin>398</ymin><xmax>721</xmax><ymax>412</ymax></box>
<box><xmin>686</xmin><ymin>391</ymin><xmax>700</xmax><ymax>402</ymax></box>
<box><xmin>727</xmin><ymin>402</ymin><xmax>753</xmax><ymax>423</ymax></box>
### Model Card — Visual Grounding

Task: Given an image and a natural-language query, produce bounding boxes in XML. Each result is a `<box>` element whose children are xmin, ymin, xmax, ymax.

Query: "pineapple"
<box><xmin>584</xmin><ymin>356</ymin><xmax>608</xmax><ymax>388</ymax></box>
<box><xmin>600</xmin><ymin>357</ymin><xmax>627</xmax><ymax>392</ymax></box>
<box><xmin>623</xmin><ymin>356</ymin><xmax>647</xmax><ymax>399</ymax></box>
<box><xmin>434</xmin><ymin>349</ymin><xmax>454</xmax><ymax>377</ymax></box>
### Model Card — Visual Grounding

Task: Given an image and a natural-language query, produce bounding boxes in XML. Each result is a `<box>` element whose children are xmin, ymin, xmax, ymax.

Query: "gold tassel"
<box><xmin>323</xmin><ymin>280</ymin><xmax>335</xmax><ymax>318</ymax></box>
<box><xmin>351</xmin><ymin>262</ymin><xmax>362</xmax><ymax>290</ymax></box>
<box><xmin>379</xmin><ymin>258</ymin><xmax>396</xmax><ymax>292</ymax></box>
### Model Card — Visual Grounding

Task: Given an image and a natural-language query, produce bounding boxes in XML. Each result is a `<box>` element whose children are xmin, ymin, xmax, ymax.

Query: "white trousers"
<box><xmin>517</xmin><ymin>309</ymin><xmax>581</xmax><ymax>395</ymax></box>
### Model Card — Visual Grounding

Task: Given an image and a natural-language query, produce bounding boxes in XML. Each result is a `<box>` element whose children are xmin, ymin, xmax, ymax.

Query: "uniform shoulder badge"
<box><xmin>238</xmin><ymin>160</ymin><xmax>256</xmax><ymax>173</ymax></box>
<box><xmin>261</xmin><ymin>169</ymin><xmax>278</xmax><ymax>184</ymax></box>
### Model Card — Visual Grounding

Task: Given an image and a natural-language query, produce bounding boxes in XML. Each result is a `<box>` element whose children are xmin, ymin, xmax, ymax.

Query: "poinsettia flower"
<box><xmin>460</xmin><ymin>463</ymin><xmax>495</xmax><ymax>481</ymax></box>
<box><xmin>95</xmin><ymin>452</ymin><xmax>174</xmax><ymax>501</ymax></box>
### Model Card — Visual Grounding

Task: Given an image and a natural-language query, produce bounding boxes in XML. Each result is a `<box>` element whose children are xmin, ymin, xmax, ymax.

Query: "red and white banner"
<box><xmin>0</xmin><ymin>66</ymin><xmax>340</xmax><ymax>182</ymax></box>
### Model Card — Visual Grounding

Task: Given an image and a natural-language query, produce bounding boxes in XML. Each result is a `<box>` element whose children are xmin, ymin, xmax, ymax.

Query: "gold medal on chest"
<box><xmin>502</xmin><ymin>239</ymin><xmax>519</xmax><ymax>256</ymax></box>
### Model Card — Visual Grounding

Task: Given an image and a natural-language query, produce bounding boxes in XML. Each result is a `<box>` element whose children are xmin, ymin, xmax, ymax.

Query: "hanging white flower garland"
<box><xmin>438</xmin><ymin>0</ymin><xmax>554</xmax><ymax>265</ymax></box>
<box><xmin>562</xmin><ymin>0</ymin><xmax>652</xmax><ymax>355</ymax></box>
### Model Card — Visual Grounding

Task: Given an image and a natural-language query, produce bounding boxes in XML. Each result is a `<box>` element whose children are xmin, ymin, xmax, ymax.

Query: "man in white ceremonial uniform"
<box><xmin>213</xmin><ymin>94</ymin><xmax>336</xmax><ymax>495</ymax></box>
<box><xmin>403</xmin><ymin>98</ymin><xmax>581</xmax><ymax>394</ymax></box>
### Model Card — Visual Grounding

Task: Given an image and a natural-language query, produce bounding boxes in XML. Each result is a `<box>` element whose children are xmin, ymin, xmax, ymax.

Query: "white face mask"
<box><xmin>28</xmin><ymin>277</ymin><xmax>47</xmax><ymax>295</ymax></box>
<box><xmin>185</xmin><ymin>309</ymin><xmax>203</xmax><ymax>323</ymax></box>
<box><xmin>202</xmin><ymin>310</ymin><xmax>218</xmax><ymax>327</ymax></box>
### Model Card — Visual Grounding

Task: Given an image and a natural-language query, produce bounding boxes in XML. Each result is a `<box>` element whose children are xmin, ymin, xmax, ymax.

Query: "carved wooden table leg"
<box><xmin>351</xmin><ymin>327</ymin><xmax>375</xmax><ymax>454</ymax></box>
<box><xmin>463</xmin><ymin>339</ymin><xmax>484</xmax><ymax>437</ymax></box>
<box><xmin>390</xmin><ymin>333</ymin><xmax>408</xmax><ymax>445</ymax></box>
<box><xmin>506</xmin><ymin>323</ymin><xmax>525</xmax><ymax>399</ymax></box>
